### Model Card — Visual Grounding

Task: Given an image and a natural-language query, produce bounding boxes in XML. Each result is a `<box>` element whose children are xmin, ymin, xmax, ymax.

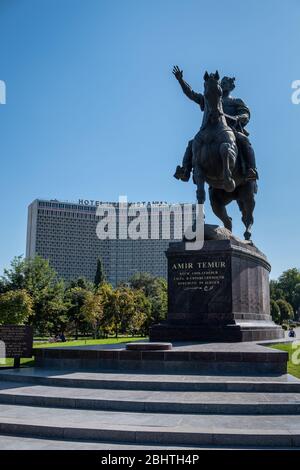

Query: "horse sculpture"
<box><xmin>181</xmin><ymin>71</ymin><xmax>257</xmax><ymax>241</ymax></box>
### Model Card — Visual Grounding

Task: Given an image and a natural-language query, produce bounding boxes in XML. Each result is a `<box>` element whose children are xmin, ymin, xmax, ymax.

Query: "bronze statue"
<box><xmin>173</xmin><ymin>66</ymin><xmax>258</xmax><ymax>240</ymax></box>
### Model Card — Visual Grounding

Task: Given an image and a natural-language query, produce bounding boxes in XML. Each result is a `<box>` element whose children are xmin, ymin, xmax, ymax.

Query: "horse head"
<box><xmin>203</xmin><ymin>71</ymin><xmax>223</xmax><ymax>123</ymax></box>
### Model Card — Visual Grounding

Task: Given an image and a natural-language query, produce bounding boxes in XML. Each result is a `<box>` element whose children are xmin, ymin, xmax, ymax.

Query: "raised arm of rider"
<box><xmin>178</xmin><ymin>78</ymin><xmax>205</xmax><ymax>110</ymax></box>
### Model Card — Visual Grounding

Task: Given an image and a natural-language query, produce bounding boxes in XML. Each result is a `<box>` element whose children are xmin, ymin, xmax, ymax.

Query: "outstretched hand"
<box><xmin>172</xmin><ymin>65</ymin><xmax>183</xmax><ymax>81</ymax></box>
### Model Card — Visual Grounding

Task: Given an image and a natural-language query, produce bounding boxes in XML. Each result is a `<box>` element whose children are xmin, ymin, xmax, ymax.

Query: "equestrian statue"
<box><xmin>173</xmin><ymin>66</ymin><xmax>258</xmax><ymax>241</ymax></box>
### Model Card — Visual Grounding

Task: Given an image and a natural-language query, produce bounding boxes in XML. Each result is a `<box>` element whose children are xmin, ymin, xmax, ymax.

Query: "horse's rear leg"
<box><xmin>241</xmin><ymin>200</ymin><xmax>255</xmax><ymax>240</ymax></box>
<box><xmin>209</xmin><ymin>188</ymin><xmax>232</xmax><ymax>231</ymax></box>
<box><xmin>237</xmin><ymin>187</ymin><xmax>255</xmax><ymax>240</ymax></box>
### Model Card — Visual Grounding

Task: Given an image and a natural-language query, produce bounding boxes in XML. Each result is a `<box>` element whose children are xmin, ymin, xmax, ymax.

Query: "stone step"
<box><xmin>0</xmin><ymin>381</ymin><xmax>300</xmax><ymax>414</ymax></box>
<box><xmin>0</xmin><ymin>434</ymin><xmax>201</xmax><ymax>450</ymax></box>
<box><xmin>0</xmin><ymin>434</ymin><xmax>296</xmax><ymax>450</ymax></box>
<box><xmin>0</xmin><ymin>368</ymin><xmax>299</xmax><ymax>393</ymax></box>
<box><xmin>0</xmin><ymin>404</ymin><xmax>299</xmax><ymax>447</ymax></box>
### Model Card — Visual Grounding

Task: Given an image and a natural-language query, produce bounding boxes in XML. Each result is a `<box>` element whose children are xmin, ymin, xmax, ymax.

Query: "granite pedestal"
<box><xmin>150</xmin><ymin>233</ymin><xmax>284</xmax><ymax>342</ymax></box>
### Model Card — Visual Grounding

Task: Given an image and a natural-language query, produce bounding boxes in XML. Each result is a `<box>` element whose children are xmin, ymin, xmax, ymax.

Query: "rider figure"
<box><xmin>172</xmin><ymin>66</ymin><xmax>258</xmax><ymax>182</ymax></box>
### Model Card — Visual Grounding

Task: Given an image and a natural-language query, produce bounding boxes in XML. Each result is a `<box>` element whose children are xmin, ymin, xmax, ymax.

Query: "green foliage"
<box><xmin>65</xmin><ymin>286</ymin><xmax>90</xmax><ymax>338</ymax></box>
<box><xmin>81</xmin><ymin>288</ymin><xmax>105</xmax><ymax>338</ymax></box>
<box><xmin>270</xmin><ymin>279</ymin><xmax>284</xmax><ymax>302</ymax></box>
<box><xmin>276</xmin><ymin>298</ymin><xmax>294</xmax><ymax>323</ymax></box>
<box><xmin>0</xmin><ymin>256</ymin><xmax>66</xmax><ymax>334</ymax></box>
<box><xmin>270</xmin><ymin>268</ymin><xmax>300</xmax><ymax>316</ymax></box>
<box><xmin>270</xmin><ymin>299</ymin><xmax>280</xmax><ymax>324</ymax></box>
<box><xmin>0</xmin><ymin>289</ymin><xmax>33</xmax><ymax>325</ymax></box>
<box><xmin>149</xmin><ymin>278</ymin><xmax>167</xmax><ymax>324</ymax></box>
<box><xmin>94</xmin><ymin>258</ymin><xmax>106</xmax><ymax>287</ymax></box>
<box><xmin>107</xmin><ymin>286</ymin><xmax>136</xmax><ymax>338</ymax></box>
<box><xmin>278</xmin><ymin>268</ymin><xmax>300</xmax><ymax>308</ymax></box>
<box><xmin>129</xmin><ymin>273</ymin><xmax>167</xmax><ymax>328</ymax></box>
<box><xmin>129</xmin><ymin>272</ymin><xmax>159</xmax><ymax>296</ymax></box>
<box><xmin>129</xmin><ymin>289</ymin><xmax>151</xmax><ymax>336</ymax></box>
<box><xmin>68</xmin><ymin>277</ymin><xmax>94</xmax><ymax>291</ymax></box>
<box><xmin>96</xmin><ymin>282</ymin><xmax>114</xmax><ymax>336</ymax></box>
<box><xmin>1</xmin><ymin>256</ymin><xmax>27</xmax><ymax>291</ymax></box>
<box><xmin>38</xmin><ymin>280</ymin><xmax>68</xmax><ymax>334</ymax></box>
<box><xmin>24</xmin><ymin>258</ymin><xmax>66</xmax><ymax>335</ymax></box>
<box><xmin>24</xmin><ymin>256</ymin><xmax>57</xmax><ymax>294</ymax></box>
<box><xmin>1</xmin><ymin>258</ymin><xmax>157</xmax><ymax>337</ymax></box>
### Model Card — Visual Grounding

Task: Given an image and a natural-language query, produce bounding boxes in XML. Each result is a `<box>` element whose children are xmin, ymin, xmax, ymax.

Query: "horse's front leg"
<box><xmin>219</xmin><ymin>142</ymin><xmax>236</xmax><ymax>192</ymax></box>
<box><xmin>191</xmin><ymin>140</ymin><xmax>206</xmax><ymax>204</ymax></box>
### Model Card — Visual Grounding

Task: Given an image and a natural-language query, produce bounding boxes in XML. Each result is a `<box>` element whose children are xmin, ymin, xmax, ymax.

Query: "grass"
<box><xmin>0</xmin><ymin>336</ymin><xmax>146</xmax><ymax>368</ymax></box>
<box><xmin>1</xmin><ymin>358</ymin><xmax>35</xmax><ymax>368</ymax></box>
<box><xmin>34</xmin><ymin>336</ymin><xmax>146</xmax><ymax>348</ymax></box>
<box><xmin>269</xmin><ymin>342</ymin><xmax>300</xmax><ymax>379</ymax></box>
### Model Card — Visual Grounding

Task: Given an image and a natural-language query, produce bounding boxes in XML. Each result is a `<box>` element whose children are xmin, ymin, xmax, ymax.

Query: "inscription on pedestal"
<box><xmin>171</xmin><ymin>260</ymin><xmax>227</xmax><ymax>292</ymax></box>
<box><xmin>168</xmin><ymin>253</ymin><xmax>232</xmax><ymax>323</ymax></box>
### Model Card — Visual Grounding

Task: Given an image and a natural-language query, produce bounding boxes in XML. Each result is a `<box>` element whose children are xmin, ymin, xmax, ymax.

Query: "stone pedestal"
<box><xmin>150</xmin><ymin>233</ymin><xmax>284</xmax><ymax>342</ymax></box>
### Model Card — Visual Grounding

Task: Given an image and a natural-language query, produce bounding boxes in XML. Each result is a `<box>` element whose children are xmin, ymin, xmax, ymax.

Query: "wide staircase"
<box><xmin>0</xmin><ymin>367</ymin><xmax>300</xmax><ymax>449</ymax></box>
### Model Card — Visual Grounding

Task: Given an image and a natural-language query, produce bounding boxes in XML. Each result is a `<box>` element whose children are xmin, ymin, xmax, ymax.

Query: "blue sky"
<box><xmin>0</xmin><ymin>0</ymin><xmax>299</xmax><ymax>279</ymax></box>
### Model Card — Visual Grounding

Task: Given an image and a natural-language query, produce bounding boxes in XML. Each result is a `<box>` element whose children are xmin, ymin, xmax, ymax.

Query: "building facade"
<box><xmin>26</xmin><ymin>199</ymin><xmax>195</xmax><ymax>285</ymax></box>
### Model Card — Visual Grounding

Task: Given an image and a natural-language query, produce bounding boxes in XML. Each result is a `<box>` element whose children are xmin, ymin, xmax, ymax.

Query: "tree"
<box><xmin>129</xmin><ymin>272</ymin><xmax>160</xmax><ymax>297</ymax></box>
<box><xmin>276</xmin><ymin>299</ymin><xmax>294</xmax><ymax>323</ymax></box>
<box><xmin>127</xmin><ymin>309</ymin><xmax>147</xmax><ymax>336</ymax></box>
<box><xmin>106</xmin><ymin>286</ymin><xmax>136</xmax><ymax>338</ymax></box>
<box><xmin>68</xmin><ymin>277</ymin><xmax>94</xmax><ymax>291</ymax></box>
<box><xmin>270</xmin><ymin>279</ymin><xmax>284</xmax><ymax>302</ymax></box>
<box><xmin>81</xmin><ymin>289</ymin><xmax>104</xmax><ymax>338</ymax></box>
<box><xmin>149</xmin><ymin>278</ymin><xmax>167</xmax><ymax>325</ymax></box>
<box><xmin>129</xmin><ymin>273</ymin><xmax>167</xmax><ymax>331</ymax></box>
<box><xmin>97</xmin><ymin>282</ymin><xmax>115</xmax><ymax>337</ymax></box>
<box><xmin>24</xmin><ymin>256</ymin><xmax>58</xmax><ymax>295</ymax></box>
<box><xmin>128</xmin><ymin>289</ymin><xmax>151</xmax><ymax>336</ymax></box>
<box><xmin>39</xmin><ymin>280</ymin><xmax>68</xmax><ymax>335</ymax></box>
<box><xmin>0</xmin><ymin>289</ymin><xmax>33</xmax><ymax>325</ymax></box>
<box><xmin>0</xmin><ymin>255</ymin><xmax>71</xmax><ymax>335</ymax></box>
<box><xmin>292</xmin><ymin>283</ymin><xmax>300</xmax><ymax>320</ymax></box>
<box><xmin>65</xmin><ymin>287</ymin><xmax>89</xmax><ymax>339</ymax></box>
<box><xmin>94</xmin><ymin>258</ymin><xmax>105</xmax><ymax>288</ymax></box>
<box><xmin>24</xmin><ymin>257</ymin><xmax>63</xmax><ymax>335</ymax></box>
<box><xmin>270</xmin><ymin>299</ymin><xmax>280</xmax><ymax>324</ymax></box>
<box><xmin>1</xmin><ymin>256</ymin><xmax>26</xmax><ymax>291</ymax></box>
<box><xmin>270</xmin><ymin>269</ymin><xmax>300</xmax><ymax>313</ymax></box>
